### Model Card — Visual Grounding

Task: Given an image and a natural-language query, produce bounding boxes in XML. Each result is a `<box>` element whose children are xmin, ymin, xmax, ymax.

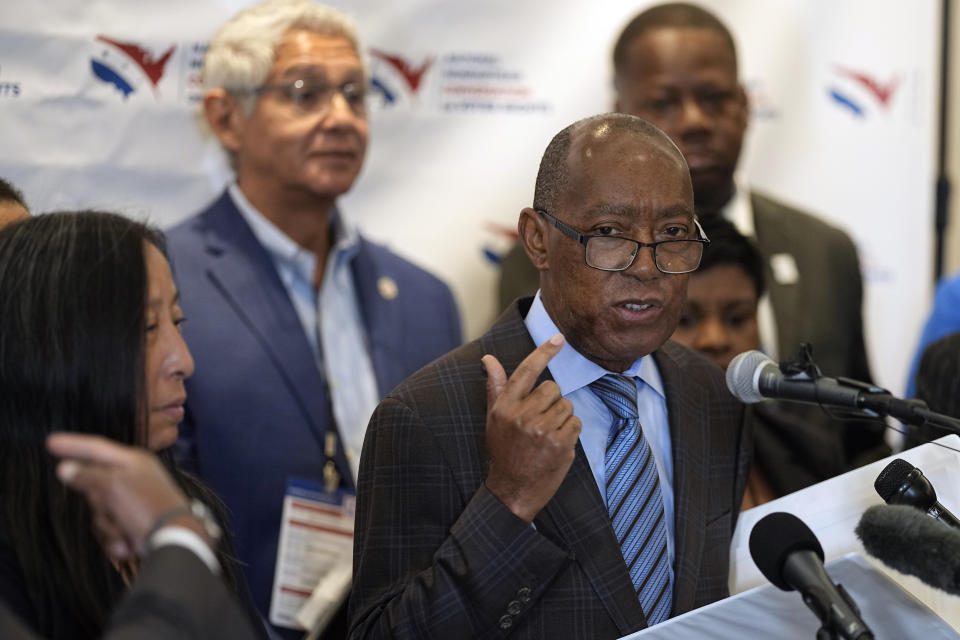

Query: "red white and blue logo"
<box><xmin>368</xmin><ymin>48</ymin><xmax>434</xmax><ymax>108</ymax></box>
<box><xmin>90</xmin><ymin>35</ymin><xmax>175</xmax><ymax>100</ymax></box>
<box><xmin>828</xmin><ymin>66</ymin><xmax>899</xmax><ymax>118</ymax></box>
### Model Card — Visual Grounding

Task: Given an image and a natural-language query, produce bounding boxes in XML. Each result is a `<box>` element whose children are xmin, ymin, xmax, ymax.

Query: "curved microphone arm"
<box><xmin>754</xmin><ymin>344</ymin><xmax>960</xmax><ymax>436</ymax></box>
<box><xmin>847</xmin><ymin>385</ymin><xmax>960</xmax><ymax>434</ymax></box>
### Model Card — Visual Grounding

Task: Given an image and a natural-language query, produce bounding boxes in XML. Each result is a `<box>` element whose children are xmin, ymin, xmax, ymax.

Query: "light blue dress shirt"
<box><xmin>523</xmin><ymin>291</ymin><xmax>675</xmax><ymax>564</ymax></box>
<box><xmin>229</xmin><ymin>184</ymin><xmax>379</xmax><ymax>482</ymax></box>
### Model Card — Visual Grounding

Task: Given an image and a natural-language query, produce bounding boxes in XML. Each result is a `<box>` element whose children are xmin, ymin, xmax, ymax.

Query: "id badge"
<box><xmin>268</xmin><ymin>477</ymin><xmax>355</xmax><ymax>630</ymax></box>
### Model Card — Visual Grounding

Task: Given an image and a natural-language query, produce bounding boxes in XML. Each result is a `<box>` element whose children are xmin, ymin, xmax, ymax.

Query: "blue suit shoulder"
<box><xmin>355</xmin><ymin>235</ymin><xmax>457</xmax><ymax>303</ymax></box>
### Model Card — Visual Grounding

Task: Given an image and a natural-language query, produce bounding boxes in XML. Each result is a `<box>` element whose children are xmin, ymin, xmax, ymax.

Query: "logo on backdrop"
<box><xmin>439</xmin><ymin>53</ymin><xmax>548</xmax><ymax>114</ymax></box>
<box><xmin>827</xmin><ymin>66</ymin><xmax>899</xmax><ymax>118</ymax></box>
<box><xmin>481</xmin><ymin>222</ymin><xmax>520</xmax><ymax>265</ymax></box>
<box><xmin>368</xmin><ymin>48</ymin><xmax>434</xmax><ymax>107</ymax></box>
<box><xmin>90</xmin><ymin>35</ymin><xmax>176</xmax><ymax>100</ymax></box>
<box><xmin>0</xmin><ymin>64</ymin><xmax>21</xmax><ymax>99</ymax></box>
<box><xmin>367</xmin><ymin>47</ymin><xmax>551</xmax><ymax>114</ymax></box>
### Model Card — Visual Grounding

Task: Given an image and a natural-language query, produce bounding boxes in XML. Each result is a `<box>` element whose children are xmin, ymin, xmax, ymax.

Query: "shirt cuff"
<box><xmin>148</xmin><ymin>526</ymin><xmax>221</xmax><ymax>575</ymax></box>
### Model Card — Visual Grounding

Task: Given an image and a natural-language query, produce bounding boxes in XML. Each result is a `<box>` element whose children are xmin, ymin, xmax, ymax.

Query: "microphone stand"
<box><xmin>782</xmin><ymin>345</ymin><xmax>960</xmax><ymax>436</ymax></box>
<box><xmin>812</xmin><ymin>582</ymin><xmax>874</xmax><ymax>640</ymax></box>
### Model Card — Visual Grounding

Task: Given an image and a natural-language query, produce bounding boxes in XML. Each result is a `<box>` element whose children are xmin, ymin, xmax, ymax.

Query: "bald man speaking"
<box><xmin>350</xmin><ymin>113</ymin><xmax>750</xmax><ymax>639</ymax></box>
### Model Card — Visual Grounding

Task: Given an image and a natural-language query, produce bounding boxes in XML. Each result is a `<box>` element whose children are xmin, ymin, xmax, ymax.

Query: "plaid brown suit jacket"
<box><xmin>349</xmin><ymin>299</ymin><xmax>750</xmax><ymax>639</ymax></box>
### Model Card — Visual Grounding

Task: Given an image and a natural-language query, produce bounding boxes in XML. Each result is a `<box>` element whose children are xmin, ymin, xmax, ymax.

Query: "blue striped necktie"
<box><xmin>589</xmin><ymin>373</ymin><xmax>672</xmax><ymax>625</ymax></box>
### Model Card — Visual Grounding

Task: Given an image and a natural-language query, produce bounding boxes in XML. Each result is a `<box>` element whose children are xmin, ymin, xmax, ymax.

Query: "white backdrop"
<box><xmin>0</xmin><ymin>0</ymin><xmax>940</xmax><ymax>393</ymax></box>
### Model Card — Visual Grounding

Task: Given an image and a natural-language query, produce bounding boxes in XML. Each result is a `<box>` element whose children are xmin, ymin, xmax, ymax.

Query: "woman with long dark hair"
<box><xmin>0</xmin><ymin>211</ymin><xmax>264</xmax><ymax>639</ymax></box>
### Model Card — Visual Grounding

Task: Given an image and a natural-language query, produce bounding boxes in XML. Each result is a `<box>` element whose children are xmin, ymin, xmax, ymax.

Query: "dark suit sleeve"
<box><xmin>827</xmin><ymin>230</ymin><xmax>890</xmax><ymax>464</ymax></box>
<box><xmin>104</xmin><ymin>546</ymin><xmax>260</xmax><ymax>640</ymax></box>
<box><xmin>349</xmin><ymin>397</ymin><xmax>572</xmax><ymax>639</ymax></box>
<box><xmin>831</xmin><ymin>229</ymin><xmax>872</xmax><ymax>385</ymax></box>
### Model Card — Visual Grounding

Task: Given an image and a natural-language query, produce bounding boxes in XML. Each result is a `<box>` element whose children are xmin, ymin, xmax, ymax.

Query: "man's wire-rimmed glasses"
<box><xmin>231</xmin><ymin>79</ymin><xmax>367</xmax><ymax>116</ymax></box>
<box><xmin>537</xmin><ymin>209</ymin><xmax>709</xmax><ymax>274</ymax></box>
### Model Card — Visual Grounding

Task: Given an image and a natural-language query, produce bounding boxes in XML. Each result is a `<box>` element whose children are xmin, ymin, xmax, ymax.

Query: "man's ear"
<box><xmin>203</xmin><ymin>89</ymin><xmax>245</xmax><ymax>153</ymax></box>
<box><xmin>518</xmin><ymin>207</ymin><xmax>549</xmax><ymax>270</ymax></box>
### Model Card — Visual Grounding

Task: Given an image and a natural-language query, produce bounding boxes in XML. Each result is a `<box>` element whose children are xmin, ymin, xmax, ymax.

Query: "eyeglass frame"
<box><xmin>229</xmin><ymin>79</ymin><xmax>367</xmax><ymax>115</ymax></box>
<box><xmin>536</xmin><ymin>209</ymin><xmax>710</xmax><ymax>274</ymax></box>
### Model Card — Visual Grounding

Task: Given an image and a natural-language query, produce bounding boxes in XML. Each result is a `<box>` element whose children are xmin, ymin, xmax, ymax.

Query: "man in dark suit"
<box><xmin>350</xmin><ymin>113</ymin><xmax>750</xmax><ymax>638</ymax></box>
<box><xmin>0</xmin><ymin>433</ymin><xmax>261</xmax><ymax>640</ymax></box>
<box><xmin>499</xmin><ymin>2</ymin><xmax>886</xmax><ymax>467</ymax></box>
<box><xmin>165</xmin><ymin>2</ymin><xmax>461</xmax><ymax>636</ymax></box>
<box><xmin>611</xmin><ymin>2</ymin><xmax>884</xmax><ymax>465</ymax></box>
<box><xmin>1</xmin><ymin>543</ymin><xmax>257</xmax><ymax>640</ymax></box>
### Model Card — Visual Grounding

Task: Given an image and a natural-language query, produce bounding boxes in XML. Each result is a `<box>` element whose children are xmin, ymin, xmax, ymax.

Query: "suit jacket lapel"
<box><xmin>535</xmin><ymin>445</ymin><xmax>649</xmax><ymax>633</ymax></box>
<box><xmin>481</xmin><ymin>302</ymin><xmax>648</xmax><ymax>633</ymax></box>
<box><xmin>655</xmin><ymin>344</ymin><xmax>710</xmax><ymax>614</ymax></box>
<box><xmin>351</xmin><ymin>237</ymin><xmax>405</xmax><ymax>396</ymax></box>
<box><xmin>751</xmin><ymin>195</ymin><xmax>803</xmax><ymax>361</ymax></box>
<box><xmin>198</xmin><ymin>195</ymin><xmax>345</xmax><ymax>472</ymax></box>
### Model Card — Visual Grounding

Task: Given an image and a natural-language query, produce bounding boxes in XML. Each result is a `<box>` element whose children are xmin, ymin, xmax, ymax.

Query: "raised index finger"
<box><xmin>502</xmin><ymin>333</ymin><xmax>565</xmax><ymax>400</ymax></box>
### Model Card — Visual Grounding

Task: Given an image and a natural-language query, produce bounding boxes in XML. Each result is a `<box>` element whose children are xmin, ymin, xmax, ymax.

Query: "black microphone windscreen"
<box><xmin>874</xmin><ymin>458</ymin><xmax>914</xmax><ymax>502</ymax></box>
<box><xmin>749</xmin><ymin>512</ymin><xmax>825</xmax><ymax>591</ymax></box>
<box><xmin>856</xmin><ymin>504</ymin><xmax>960</xmax><ymax>595</ymax></box>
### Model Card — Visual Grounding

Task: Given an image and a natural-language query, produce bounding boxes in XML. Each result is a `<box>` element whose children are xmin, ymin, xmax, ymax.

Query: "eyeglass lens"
<box><xmin>286</xmin><ymin>80</ymin><xmax>367</xmax><ymax>115</ymax></box>
<box><xmin>585</xmin><ymin>236</ymin><xmax>703</xmax><ymax>273</ymax></box>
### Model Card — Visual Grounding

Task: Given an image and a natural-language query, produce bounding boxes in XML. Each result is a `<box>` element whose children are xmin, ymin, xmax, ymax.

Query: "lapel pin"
<box><xmin>769</xmin><ymin>253</ymin><xmax>799</xmax><ymax>285</ymax></box>
<box><xmin>377</xmin><ymin>276</ymin><xmax>398</xmax><ymax>300</ymax></box>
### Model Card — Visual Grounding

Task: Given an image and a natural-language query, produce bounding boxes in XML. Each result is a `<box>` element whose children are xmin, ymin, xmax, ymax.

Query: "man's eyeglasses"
<box><xmin>232</xmin><ymin>79</ymin><xmax>367</xmax><ymax>116</ymax></box>
<box><xmin>537</xmin><ymin>209</ymin><xmax>709</xmax><ymax>274</ymax></box>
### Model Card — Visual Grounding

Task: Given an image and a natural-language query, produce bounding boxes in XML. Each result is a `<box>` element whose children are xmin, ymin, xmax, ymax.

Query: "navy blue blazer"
<box><xmin>165</xmin><ymin>191</ymin><xmax>462</xmax><ymax>636</ymax></box>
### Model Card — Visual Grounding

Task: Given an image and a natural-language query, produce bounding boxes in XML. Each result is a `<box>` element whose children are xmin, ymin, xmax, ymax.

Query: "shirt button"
<box><xmin>517</xmin><ymin>586</ymin><xmax>532</xmax><ymax>602</ymax></box>
<box><xmin>498</xmin><ymin>614</ymin><xmax>513</xmax><ymax>630</ymax></box>
<box><xmin>507</xmin><ymin>600</ymin><xmax>522</xmax><ymax>615</ymax></box>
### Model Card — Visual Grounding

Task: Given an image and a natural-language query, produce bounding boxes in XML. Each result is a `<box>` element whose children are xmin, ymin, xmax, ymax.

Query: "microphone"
<box><xmin>750</xmin><ymin>512</ymin><xmax>873</xmax><ymax>639</ymax></box>
<box><xmin>873</xmin><ymin>458</ymin><xmax>960</xmax><ymax>529</ymax></box>
<box><xmin>726</xmin><ymin>350</ymin><xmax>882</xmax><ymax>407</ymax></box>
<box><xmin>726</xmin><ymin>349</ymin><xmax>960</xmax><ymax>433</ymax></box>
<box><xmin>857</xmin><ymin>504</ymin><xmax>960</xmax><ymax>595</ymax></box>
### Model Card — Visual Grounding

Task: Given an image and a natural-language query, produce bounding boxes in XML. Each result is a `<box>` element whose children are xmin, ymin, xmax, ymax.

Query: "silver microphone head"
<box><xmin>726</xmin><ymin>350</ymin><xmax>775</xmax><ymax>403</ymax></box>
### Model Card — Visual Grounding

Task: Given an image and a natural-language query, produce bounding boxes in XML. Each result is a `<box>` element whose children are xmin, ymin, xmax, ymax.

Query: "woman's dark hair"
<box><xmin>0</xmin><ymin>211</ymin><xmax>241</xmax><ymax>639</ymax></box>
<box><xmin>697</xmin><ymin>215</ymin><xmax>765</xmax><ymax>297</ymax></box>
<box><xmin>0</xmin><ymin>176</ymin><xmax>26</xmax><ymax>208</ymax></box>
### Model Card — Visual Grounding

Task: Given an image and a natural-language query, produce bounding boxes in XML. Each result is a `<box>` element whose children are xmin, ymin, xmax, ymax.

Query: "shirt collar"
<box><xmin>523</xmin><ymin>291</ymin><xmax>664</xmax><ymax>399</ymax></box>
<box><xmin>228</xmin><ymin>183</ymin><xmax>360</xmax><ymax>285</ymax></box>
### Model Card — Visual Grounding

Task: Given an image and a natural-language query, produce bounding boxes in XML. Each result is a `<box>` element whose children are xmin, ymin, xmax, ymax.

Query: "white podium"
<box><xmin>729</xmin><ymin>434</ymin><xmax>960</xmax><ymax>630</ymax></box>
<box><xmin>622</xmin><ymin>553</ymin><xmax>957</xmax><ymax>639</ymax></box>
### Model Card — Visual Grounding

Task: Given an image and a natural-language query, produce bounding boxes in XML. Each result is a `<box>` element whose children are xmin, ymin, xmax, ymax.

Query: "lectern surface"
<box><xmin>623</xmin><ymin>553</ymin><xmax>958</xmax><ymax>640</ymax></box>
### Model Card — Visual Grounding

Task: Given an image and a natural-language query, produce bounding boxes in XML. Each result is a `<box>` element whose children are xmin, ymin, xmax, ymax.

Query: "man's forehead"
<box><xmin>562</xmin><ymin>127</ymin><xmax>693</xmax><ymax>213</ymax></box>
<box><xmin>271</xmin><ymin>30</ymin><xmax>362</xmax><ymax>76</ymax></box>
<box><xmin>580</xmin><ymin>201</ymin><xmax>694</xmax><ymax>221</ymax></box>
<box><xmin>568</xmin><ymin>125</ymin><xmax>684</xmax><ymax>168</ymax></box>
<box><xmin>622</xmin><ymin>26</ymin><xmax>737</xmax><ymax>76</ymax></box>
